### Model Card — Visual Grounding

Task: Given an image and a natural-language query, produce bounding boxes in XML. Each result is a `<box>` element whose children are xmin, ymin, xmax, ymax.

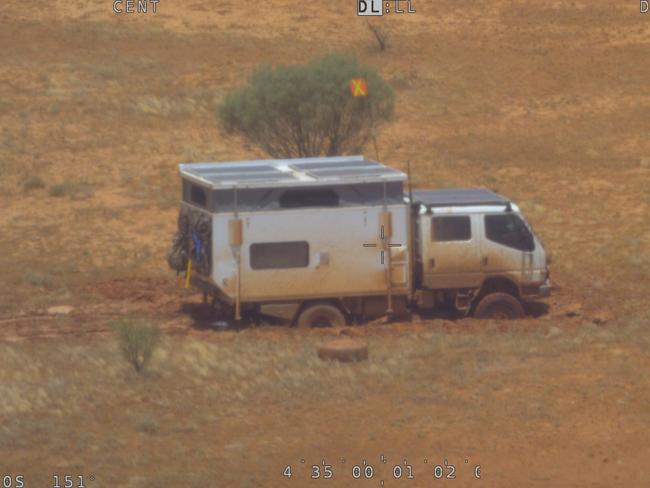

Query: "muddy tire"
<box><xmin>473</xmin><ymin>292</ymin><xmax>524</xmax><ymax>320</ymax></box>
<box><xmin>296</xmin><ymin>303</ymin><xmax>346</xmax><ymax>328</ymax></box>
<box><xmin>317</xmin><ymin>338</ymin><xmax>368</xmax><ymax>362</ymax></box>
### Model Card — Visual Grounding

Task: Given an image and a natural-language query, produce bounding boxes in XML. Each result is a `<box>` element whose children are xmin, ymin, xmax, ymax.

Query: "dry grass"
<box><xmin>0</xmin><ymin>322</ymin><xmax>648</xmax><ymax>484</ymax></box>
<box><xmin>0</xmin><ymin>0</ymin><xmax>649</xmax><ymax>485</ymax></box>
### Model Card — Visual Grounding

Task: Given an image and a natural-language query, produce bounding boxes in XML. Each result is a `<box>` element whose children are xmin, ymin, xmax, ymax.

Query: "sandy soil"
<box><xmin>0</xmin><ymin>1</ymin><xmax>649</xmax><ymax>486</ymax></box>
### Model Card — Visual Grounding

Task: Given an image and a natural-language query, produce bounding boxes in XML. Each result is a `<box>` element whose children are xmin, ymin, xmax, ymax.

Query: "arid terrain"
<box><xmin>1</xmin><ymin>1</ymin><xmax>649</xmax><ymax>486</ymax></box>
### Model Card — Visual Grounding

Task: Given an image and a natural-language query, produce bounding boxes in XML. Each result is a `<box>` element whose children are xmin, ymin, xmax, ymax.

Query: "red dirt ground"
<box><xmin>1</xmin><ymin>1</ymin><xmax>649</xmax><ymax>486</ymax></box>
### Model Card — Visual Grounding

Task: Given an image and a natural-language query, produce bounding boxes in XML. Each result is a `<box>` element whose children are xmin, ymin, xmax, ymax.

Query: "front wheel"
<box><xmin>295</xmin><ymin>303</ymin><xmax>346</xmax><ymax>328</ymax></box>
<box><xmin>473</xmin><ymin>292</ymin><xmax>524</xmax><ymax>319</ymax></box>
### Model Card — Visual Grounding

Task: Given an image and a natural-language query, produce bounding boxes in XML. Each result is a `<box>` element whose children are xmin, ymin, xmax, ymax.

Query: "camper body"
<box><xmin>172</xmin><ymin>156</ymin><xmax>550</xmax><ymax>326</ymax></box>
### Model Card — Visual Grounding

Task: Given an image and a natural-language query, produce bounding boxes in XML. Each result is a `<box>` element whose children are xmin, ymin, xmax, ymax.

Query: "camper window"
<box><xmin>190</xmin><ymin>185</ymin><xmax>207</xmax><ymax>207</ymax></box>
<box><xmin>279</xmin><ymin>189</ymin><xmax>339</xmax><ymax>208</ymax></box>
<box><xmin>250</xmin><ymin>241</ymin><xmax>309</xmax><ymax>270</ymax></box>
<box><xmin>432</xmin><ymin>216</ymin><xmax>471</xmax><ymax>241</ymax></box>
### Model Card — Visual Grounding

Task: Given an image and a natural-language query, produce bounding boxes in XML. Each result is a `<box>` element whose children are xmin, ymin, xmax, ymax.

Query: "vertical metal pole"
<box><xmin>367</xmin><ymin>97</ymin><xmax>380</xmax><ymax>161</ymax></box>
<box><xmin>406</xmin><ymin>160</ymin><xmax>415</xmax><ymax>300</ymax></box>
<box><xmin>234</xmin><ymin>187</ymin><xmax>242</xmax><ymax>321</ymax></box>
<box><xmin>407</xmin><ymin>159</ymin><xmax>413</xmax><ymax>205</ymax></box>
<box><xmin>383</xmin><ymin>181</ymin><xmax>393</xmax><ymax>315</ymax></box>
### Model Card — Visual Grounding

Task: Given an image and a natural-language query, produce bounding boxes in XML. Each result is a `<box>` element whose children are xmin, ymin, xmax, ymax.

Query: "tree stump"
<box><xmin>317</xmin><ymin>338</ymin><xmax>369</xmax><ymax>363</ymax></box>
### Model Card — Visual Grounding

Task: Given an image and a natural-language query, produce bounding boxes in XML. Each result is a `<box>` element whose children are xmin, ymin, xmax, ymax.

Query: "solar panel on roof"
<box><xmin>305</xmin><ymin>166</ymin><xmax>396</xmax><ymax>179</ymax></box>
<box><xmin>191</xmin><ymin>164</ymin><xmax>280</xmax><ymax>175</ymax></box>
<box><xmin>179</xmin><ymin>156</ymin><xmax>405</xmax><ymax>188</ymax></box>
<box><xmin>199</xmin><ymin>170</ymin><xmax>282</xmax><ymax>178</ymax></box>
<box><xmin>186</xmin><ymin>163</ymin><xmax>301</xmax><ymax>184</ymax></box>
<box><xmin>290</xmin><ymin>160</ymin><xmax>379</xmax><ymax>171</ymax></box>
<box><xmin>203</xmin><ymin>172</ymin><xmax>295</xmax><ymax>183</ymax></box>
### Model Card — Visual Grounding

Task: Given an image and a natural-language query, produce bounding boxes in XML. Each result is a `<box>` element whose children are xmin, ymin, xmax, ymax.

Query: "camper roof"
<box><xmin>179</xmin><ymin>155</ymin><xmax>406</xmax><ymax>189</ymax></box>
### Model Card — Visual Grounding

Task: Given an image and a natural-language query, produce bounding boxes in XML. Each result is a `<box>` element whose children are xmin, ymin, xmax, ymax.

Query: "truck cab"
<box><xmin>413</xmin><ymin>189</ymin><xmax>551</xmax><ymax>318</ymax></box>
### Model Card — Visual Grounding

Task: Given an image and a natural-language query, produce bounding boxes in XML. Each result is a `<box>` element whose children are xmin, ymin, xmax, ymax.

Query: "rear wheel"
<box><xmin>473</xmin><ymin>292</ymin><xmax>524</xmax><ymax>319</ymax></box>
<box><xmin>296</xmin><ymin>303</ymin><xmax>346</xmax><ymax>328</ymax></box>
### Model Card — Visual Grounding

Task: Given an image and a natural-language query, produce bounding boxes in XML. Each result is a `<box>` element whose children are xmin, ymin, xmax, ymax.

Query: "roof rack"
<box><xmin>412</xmin><ymin>189</ymin><xmax>510</xmax><ymax>208</ymax></box>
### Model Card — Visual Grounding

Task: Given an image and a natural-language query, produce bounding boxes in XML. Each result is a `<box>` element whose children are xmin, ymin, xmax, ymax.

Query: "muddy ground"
<box><xmin>0</xmin><ymin>1</ymin><xmax>649</xmax><ymax>486</ymax></box>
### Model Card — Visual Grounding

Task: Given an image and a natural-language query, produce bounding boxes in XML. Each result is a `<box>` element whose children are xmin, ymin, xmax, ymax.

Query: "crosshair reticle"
<box><xmin>363</xmin><ymin>225</ymin><xmax>402</xmax><ymax>264</ymax></box>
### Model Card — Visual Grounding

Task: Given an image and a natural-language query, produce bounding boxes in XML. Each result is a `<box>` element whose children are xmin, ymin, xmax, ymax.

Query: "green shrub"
<box><xmin>113</xmin><ymin>319</ymin><xmax>161</xmax><ymax>373</ymax></box>
<box><xmin>218</xmin><ymin>53</ymin><xmax>394</xmax><ymax>158</ymax></box>
<box><xmin>136</xmin><ymin>414</ymin><xmax>158</xmax><ymax>434</ymax></box>
<box><xmin>23</xmin><ymin>176</ymin><xmax>46</xmax><ymax>191</ymax></box>
<box><xmin>24</xmin><ymin>272</ymin><xmax>51</xmax><ymax>288</ymax></box>
<box><xmin>49</xmin><ymin>179</ymin><xmax>94</xmax><ymax>199</ymax></box>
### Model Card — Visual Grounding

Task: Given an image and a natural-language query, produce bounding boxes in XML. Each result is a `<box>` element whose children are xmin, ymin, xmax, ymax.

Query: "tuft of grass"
<box><xmin>483</xmin><ymin>174</ymin><xmax>499</xmax><ymax>189</ymax></box>
<box><xmin>22</xmin><ymin>176</ymin><xmax>46</xmax><ymax>192</ymax></box>
<box><xmin>49</xmin><ymin>180</ymin><xmax>94</xmax><ymax>199</ymax></box>
<box><xmin>24</xmin><ymin>272</ymin><xmax>51</xmax><ymax>288</ymax></box>
<box><xmin>435</xmin><ymin>179</ymin><xmax>457</xmax><ymax>189</ymax></box>
<box><xmin>391</xmin><ymin>71</ymin><xmax>418</xmax><ymax>90</ymax></box>
<box><xmin>136</xmin><ymin>414</ymin><xmax>158</xmax><ymax>434</ymax></box>
<box><xmin>113</xmin><ymin>318</ymin><xmax>162</xmax><ymax>373</ymax></box>
<box><xmin>0</xmin><ymin>428</ymin><xmax>17</xmax><ymax>448</ymax></box>
<box><xmin>48</xmin><ymin>183</ymin><xmax>68</xmax><ymax>197</ymax></box>
<box><xmin>47</xmin><ymin>102</ymin><xmax>61</xmax><ymax>115</ymax></box>
<box><xmin>132</xmin><ymin>95</ymin><xmax>198</xmax><ymax>118</ymax></box>
<box><xmin>90</xmin><ymin>63</ymin><xmax>121</xmax><ymax>81</ymax></box>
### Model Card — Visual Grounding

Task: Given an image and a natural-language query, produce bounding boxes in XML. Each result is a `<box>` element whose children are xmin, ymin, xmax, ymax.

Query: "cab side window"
<box><xmin>484</xmin><ymin>214</ymin><xmax>535</xmax><ymax>252</ymax></box>
<box><xmin>432</xmin><ymin>216</ymin><xmax>471</xmax><ymax>241</ymax></box>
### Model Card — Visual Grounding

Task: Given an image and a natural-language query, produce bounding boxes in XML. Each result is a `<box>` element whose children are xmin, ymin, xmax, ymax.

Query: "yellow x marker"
<box><xmin>349</xmin><ymin>78</ymin><xmax>368</xmax><ymax>97</ymax></box>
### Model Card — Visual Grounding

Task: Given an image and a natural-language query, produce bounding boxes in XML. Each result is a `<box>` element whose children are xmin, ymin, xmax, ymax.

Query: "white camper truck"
<box><xmin>169</xmin><ymin>156</ymin><xmax>550</xmax><ymax>326</ymax></box>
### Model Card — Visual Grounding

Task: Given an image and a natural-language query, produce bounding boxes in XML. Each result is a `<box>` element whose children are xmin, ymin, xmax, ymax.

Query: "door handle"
<box><xmin>429</xmin><ymin>258</ymin><xmax>435</xmax><ymax>269</ymax></box>
<box><xmin>482</xmin><ymin>256</ymin><xmax>489</xmax><ymax>266</ymax></box>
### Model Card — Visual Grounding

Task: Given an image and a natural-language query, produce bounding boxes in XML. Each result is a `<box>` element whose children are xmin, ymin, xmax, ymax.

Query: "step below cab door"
<box><xmin>422</xmin><ymin>213</ymin><xmax>483</xmax><ymax>289</ymax></box>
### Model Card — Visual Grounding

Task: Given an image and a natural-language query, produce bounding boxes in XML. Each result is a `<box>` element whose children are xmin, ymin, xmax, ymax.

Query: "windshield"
<box><xmin>519</xmin><ymin>213</ymin><xmax>546</xmax><ymax>251</ymax></box>
<box><xmin>485</xmin><ymin>213</ymin><xmax>535</xmax><ymax>252</ymax></box>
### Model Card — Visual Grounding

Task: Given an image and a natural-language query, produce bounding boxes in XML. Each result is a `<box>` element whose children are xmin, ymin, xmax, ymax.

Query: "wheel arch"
<box><xmin>478</xmin><ymin>276</ymin><xmax>521</xmax><ymax>299</ymax></box>
<box><xmin>293</xmin><ymin>298</ymin><xmax>349</xmax><ymax>326</ymax></box>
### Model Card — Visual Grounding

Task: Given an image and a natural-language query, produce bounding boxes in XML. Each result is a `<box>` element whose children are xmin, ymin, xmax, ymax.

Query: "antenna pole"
<box><xmin>407</xmin><ymin>159</ymin><xmax>413</xmax><ymax>205</ymax></box>
<box><xmin>382</xmin><ymin>181</ymin><xmax>393</xmax><ymax>316</ymax></box>
<box><xmin>367</xmin><ymin>98</ymin><xmax>380</xmax><ymax>160</ymax></box>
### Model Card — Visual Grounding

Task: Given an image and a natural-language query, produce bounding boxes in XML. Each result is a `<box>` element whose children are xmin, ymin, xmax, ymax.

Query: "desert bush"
<box><xmin>49</xmin><ymin>182</ymin><xmax>71</xmax><ymax>197</ymax></box>
<box><xmin>49</xmin><ymin>179</ymin><xmax>94</xmax><ymax>199</ymax></box>
<box><xmin>136</xmin><ymin>414</ymin><xmax>158</xmax><ymax>434</ymax></box>
<box><xmin>113</xmin><ymin>319</ymin><xmax>161</xmax><ymax>373</ymax></box>
<box><xmin>217</xmin><ymin>52</ymin><xmax>394</xmax><ymax>158</ymax></box>
<box><xmin>22</xmin><ymin>176</ymin><xmax>45</xmax><ymax>191</ymax></box>
<box><xmin>367</xmin><ymin>20</ymin><xmax>390</xmax><ymax>51</ymax></box>
<box><xmin>24</xmin><ymin>272</ymin><xmax>51</xmax><ymax>288</ymax></box>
